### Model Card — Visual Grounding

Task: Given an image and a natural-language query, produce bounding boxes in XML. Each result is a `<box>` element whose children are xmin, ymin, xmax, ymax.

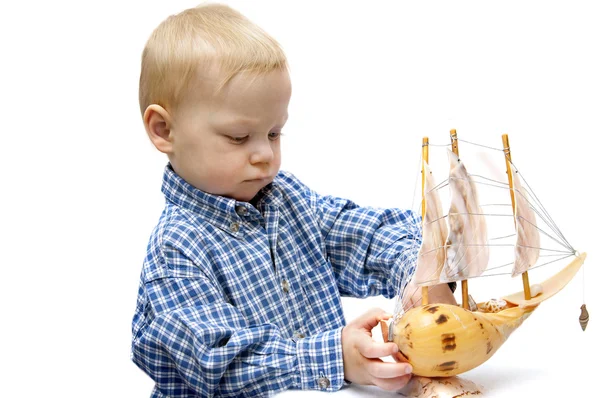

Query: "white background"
<box><xmin>1</xmin><ymin>0</ymin><xmax>599</xmax><ymax>397</ymax></box>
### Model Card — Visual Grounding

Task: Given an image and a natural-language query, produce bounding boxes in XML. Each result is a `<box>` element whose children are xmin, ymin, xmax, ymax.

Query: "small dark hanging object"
<box><xmin>579</xmin><ymin>304</ymin><xmax>589</xmax><ymax>331</ymax></box>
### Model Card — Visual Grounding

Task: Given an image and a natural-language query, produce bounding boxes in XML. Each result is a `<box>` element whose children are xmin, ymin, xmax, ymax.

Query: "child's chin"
<box><xmin>230</xmin><ymin>191</ymin><xmax>258</xmax><ymax>202</ymax></box>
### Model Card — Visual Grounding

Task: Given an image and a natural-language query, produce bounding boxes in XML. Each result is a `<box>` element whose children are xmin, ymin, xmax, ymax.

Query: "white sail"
<box><xmin>442</xmin><ymin>150</ymin><xmax>489</xmax><ymax>282</ymax></box>
<box><xmin>414</xmin><ymin>161</ymin><xmax>448</xmax><ymax>286</ymax></box>
<box><xmin>509</xmin><ymin>163</ymin><xmax>540</xmax><ymax>277</ymax></box>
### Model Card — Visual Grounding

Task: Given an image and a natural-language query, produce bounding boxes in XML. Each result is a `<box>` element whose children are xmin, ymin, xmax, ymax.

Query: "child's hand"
<box><xmin>341</xmin><ymin>308</ymin><xmax>412</xmax><ymax>391</ymax></box>
<box><xmin>402</xmin><ymin>280</ymin><xmax>457</xmax><ymax>311</ymax></box>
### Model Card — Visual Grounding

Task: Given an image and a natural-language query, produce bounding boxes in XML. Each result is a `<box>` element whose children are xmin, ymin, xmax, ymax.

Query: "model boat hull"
<box><xmin>388</xmin><ymin>252</ymin><xmax>586</xmax><ymax>377</ymax></box>
<box><xmin>390</xmin><ymin>303</ymin><xmax>534</xmax><ymax>377</ymax></box>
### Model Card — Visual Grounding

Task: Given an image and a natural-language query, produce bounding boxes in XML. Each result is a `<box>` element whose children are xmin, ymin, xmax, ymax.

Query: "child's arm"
<box><xmin>292</xmin><ymin>174</ymin><xmax>422</xmax><ymax>299</ymax></box>
<box><xmin>309</xmin><ymin>192</ymin><xmax>456</xmax><ymax>307</ymax></box>
<box><xmin>131</xmin><ymin>245</ymin><xmax>346</xmax><ymax>396</ymax></box>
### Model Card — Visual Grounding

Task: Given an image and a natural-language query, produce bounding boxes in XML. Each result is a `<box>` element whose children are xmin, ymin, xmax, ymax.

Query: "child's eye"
<box><xmin>228</xmin><ymin>135</ymin><xmax>249</xmax><ymax>144</ymax></box>
<box><xmin>268</xmin><ymin>131</ymin><xmax>282</xmax><ymax>141</ymax></box>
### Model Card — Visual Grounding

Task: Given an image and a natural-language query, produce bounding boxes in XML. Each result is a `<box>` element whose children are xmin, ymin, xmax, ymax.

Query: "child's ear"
<box><xmin>143</xmin><ymin>104</ymin><xmax>173</xmax><ymax>154</ymax></box>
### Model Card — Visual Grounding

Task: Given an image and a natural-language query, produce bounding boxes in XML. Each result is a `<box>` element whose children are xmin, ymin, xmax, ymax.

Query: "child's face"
<box><xmin>170</xmin><ymin>68</ymin><xmax>291</xmax><ymax>202</ymax></box>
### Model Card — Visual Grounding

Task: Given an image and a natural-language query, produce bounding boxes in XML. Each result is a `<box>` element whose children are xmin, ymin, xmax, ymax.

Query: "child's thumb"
<box><xmin>354</xmin><ymin>307</ymin><xmax>392</xmax><ymax>331</ymax></box>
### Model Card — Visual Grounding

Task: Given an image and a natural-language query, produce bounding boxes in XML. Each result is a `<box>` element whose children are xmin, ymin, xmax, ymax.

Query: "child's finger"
<box><xmin>392</xmin><ymin>350</ymin><xmax>410</xmax><ymax>363</ymax></box>
<box><xmin>372</xmin><ymin>374</ymin><xmax>412</xmax><ymax>392</ymax></box>
<box><xmin>357</xmin><ymin>339</ymin><xmax>398</xmax><ymax>358</ymax></box>
<box><xmin>351</xmin><ymin>307</ymin><xmax>388</xmax><ymax>330</ymax></box>
<box><xmin>366</xmin><ymin>359</ymin><xmax>413</xmax><ymax>379</ymax></box>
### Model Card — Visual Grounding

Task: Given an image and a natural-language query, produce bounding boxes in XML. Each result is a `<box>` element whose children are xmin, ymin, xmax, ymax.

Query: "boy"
<box><xmin>131</xmin><ymin>3</ymin><xmax>456</xmax><ymax>397</ymax></box>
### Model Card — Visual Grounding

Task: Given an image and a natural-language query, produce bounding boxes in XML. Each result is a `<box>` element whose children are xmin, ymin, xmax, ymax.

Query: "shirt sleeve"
<box><xmin>131</xmin><ymin>244</ymin><xmax>346</xmax><ymax>397</ymax></box>
<box><xmin>300</xmin><ymin>181</ymin><xmax>422</xmax><ymax>299</ymax></box>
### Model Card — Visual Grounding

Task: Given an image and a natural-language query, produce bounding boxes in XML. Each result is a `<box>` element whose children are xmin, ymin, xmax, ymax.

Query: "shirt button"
<box><xmin>294</xmin><ymin>332</ymin><xmax>305</xmax><ymax>339</ymax></box>
<box><xmin>281</xmin><ymin>279</ymin><xmax>290</xmax><ymax>293</ymax></box>
<box><xmin>235</xmin><ymin>205</ymin><xmax>248</xmax><ymax>216</ymax></box>
<box><xmin>317</xmin><ymin>377</ymin><xmax>330</xmax><ymax>389</ymax></box>
<box><xmin>229</xmin><ymin>222</ymin><xmax>240</xmax><ymax>233</ymax></box>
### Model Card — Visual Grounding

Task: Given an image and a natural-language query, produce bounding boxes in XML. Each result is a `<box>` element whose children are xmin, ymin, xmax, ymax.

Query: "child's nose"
<box><xmin>250</xmin><ymin>141</ymin><xmax>275</xmax><ymax>164</ymax></box>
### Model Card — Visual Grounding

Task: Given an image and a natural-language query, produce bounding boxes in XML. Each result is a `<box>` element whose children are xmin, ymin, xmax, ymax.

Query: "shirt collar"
<box><xmin>161</xmin><ymin>163</ymin><xmax>282</xmax><ymax>236</ymax></box>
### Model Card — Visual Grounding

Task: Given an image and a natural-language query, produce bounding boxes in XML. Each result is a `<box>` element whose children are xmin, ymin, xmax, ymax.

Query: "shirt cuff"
<box><xmin>296</xmin><ymin>327</ymin><xmax>345</xmax><ymax>391</ymax></box>
<box><xmin>392</xmin><ymin>244</ymin><xmax>419</xmax><ymax>297</ymax></box>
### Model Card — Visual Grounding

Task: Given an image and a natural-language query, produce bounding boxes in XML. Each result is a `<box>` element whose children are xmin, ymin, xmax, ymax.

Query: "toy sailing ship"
<box><xmin>383</xmin><ymin>130</ymin><xmax>588</xmax><ymax>396</ymax></box>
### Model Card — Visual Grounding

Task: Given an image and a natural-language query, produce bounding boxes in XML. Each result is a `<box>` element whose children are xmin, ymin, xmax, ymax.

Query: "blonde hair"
<box><xmin>138</xmin><ymin>3</ymin><xmax>288</xmax><ymax>116</ymax></box>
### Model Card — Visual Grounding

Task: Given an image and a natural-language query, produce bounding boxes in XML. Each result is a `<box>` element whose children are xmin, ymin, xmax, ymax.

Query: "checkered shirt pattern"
<box><xmin>131</xmin><ymin>164</ymin><xmax>421</xmax><ymax>397</ymax></box>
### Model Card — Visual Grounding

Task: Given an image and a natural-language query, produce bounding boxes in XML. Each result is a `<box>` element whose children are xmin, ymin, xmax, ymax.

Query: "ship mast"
<box><xmin>421</xmin><ymin>137</ymin><xmax>430</xmax><ymax>305</ymax></box>
<box><xmin>450</xmin><ymin>129</ymin><xmax>470</xmax><ymax>309</ymax></box>
<box><xmin>502</xmin><ymin>134</ymin><xmax>532</xmax><ymax>300</ymax></box>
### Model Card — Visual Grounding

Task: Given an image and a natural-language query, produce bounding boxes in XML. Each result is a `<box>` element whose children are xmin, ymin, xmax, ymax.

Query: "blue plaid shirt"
<box><xmin>131</xmin><ymin>164</ymin><xmax>421</xmax><ymax>397</ymax></box>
